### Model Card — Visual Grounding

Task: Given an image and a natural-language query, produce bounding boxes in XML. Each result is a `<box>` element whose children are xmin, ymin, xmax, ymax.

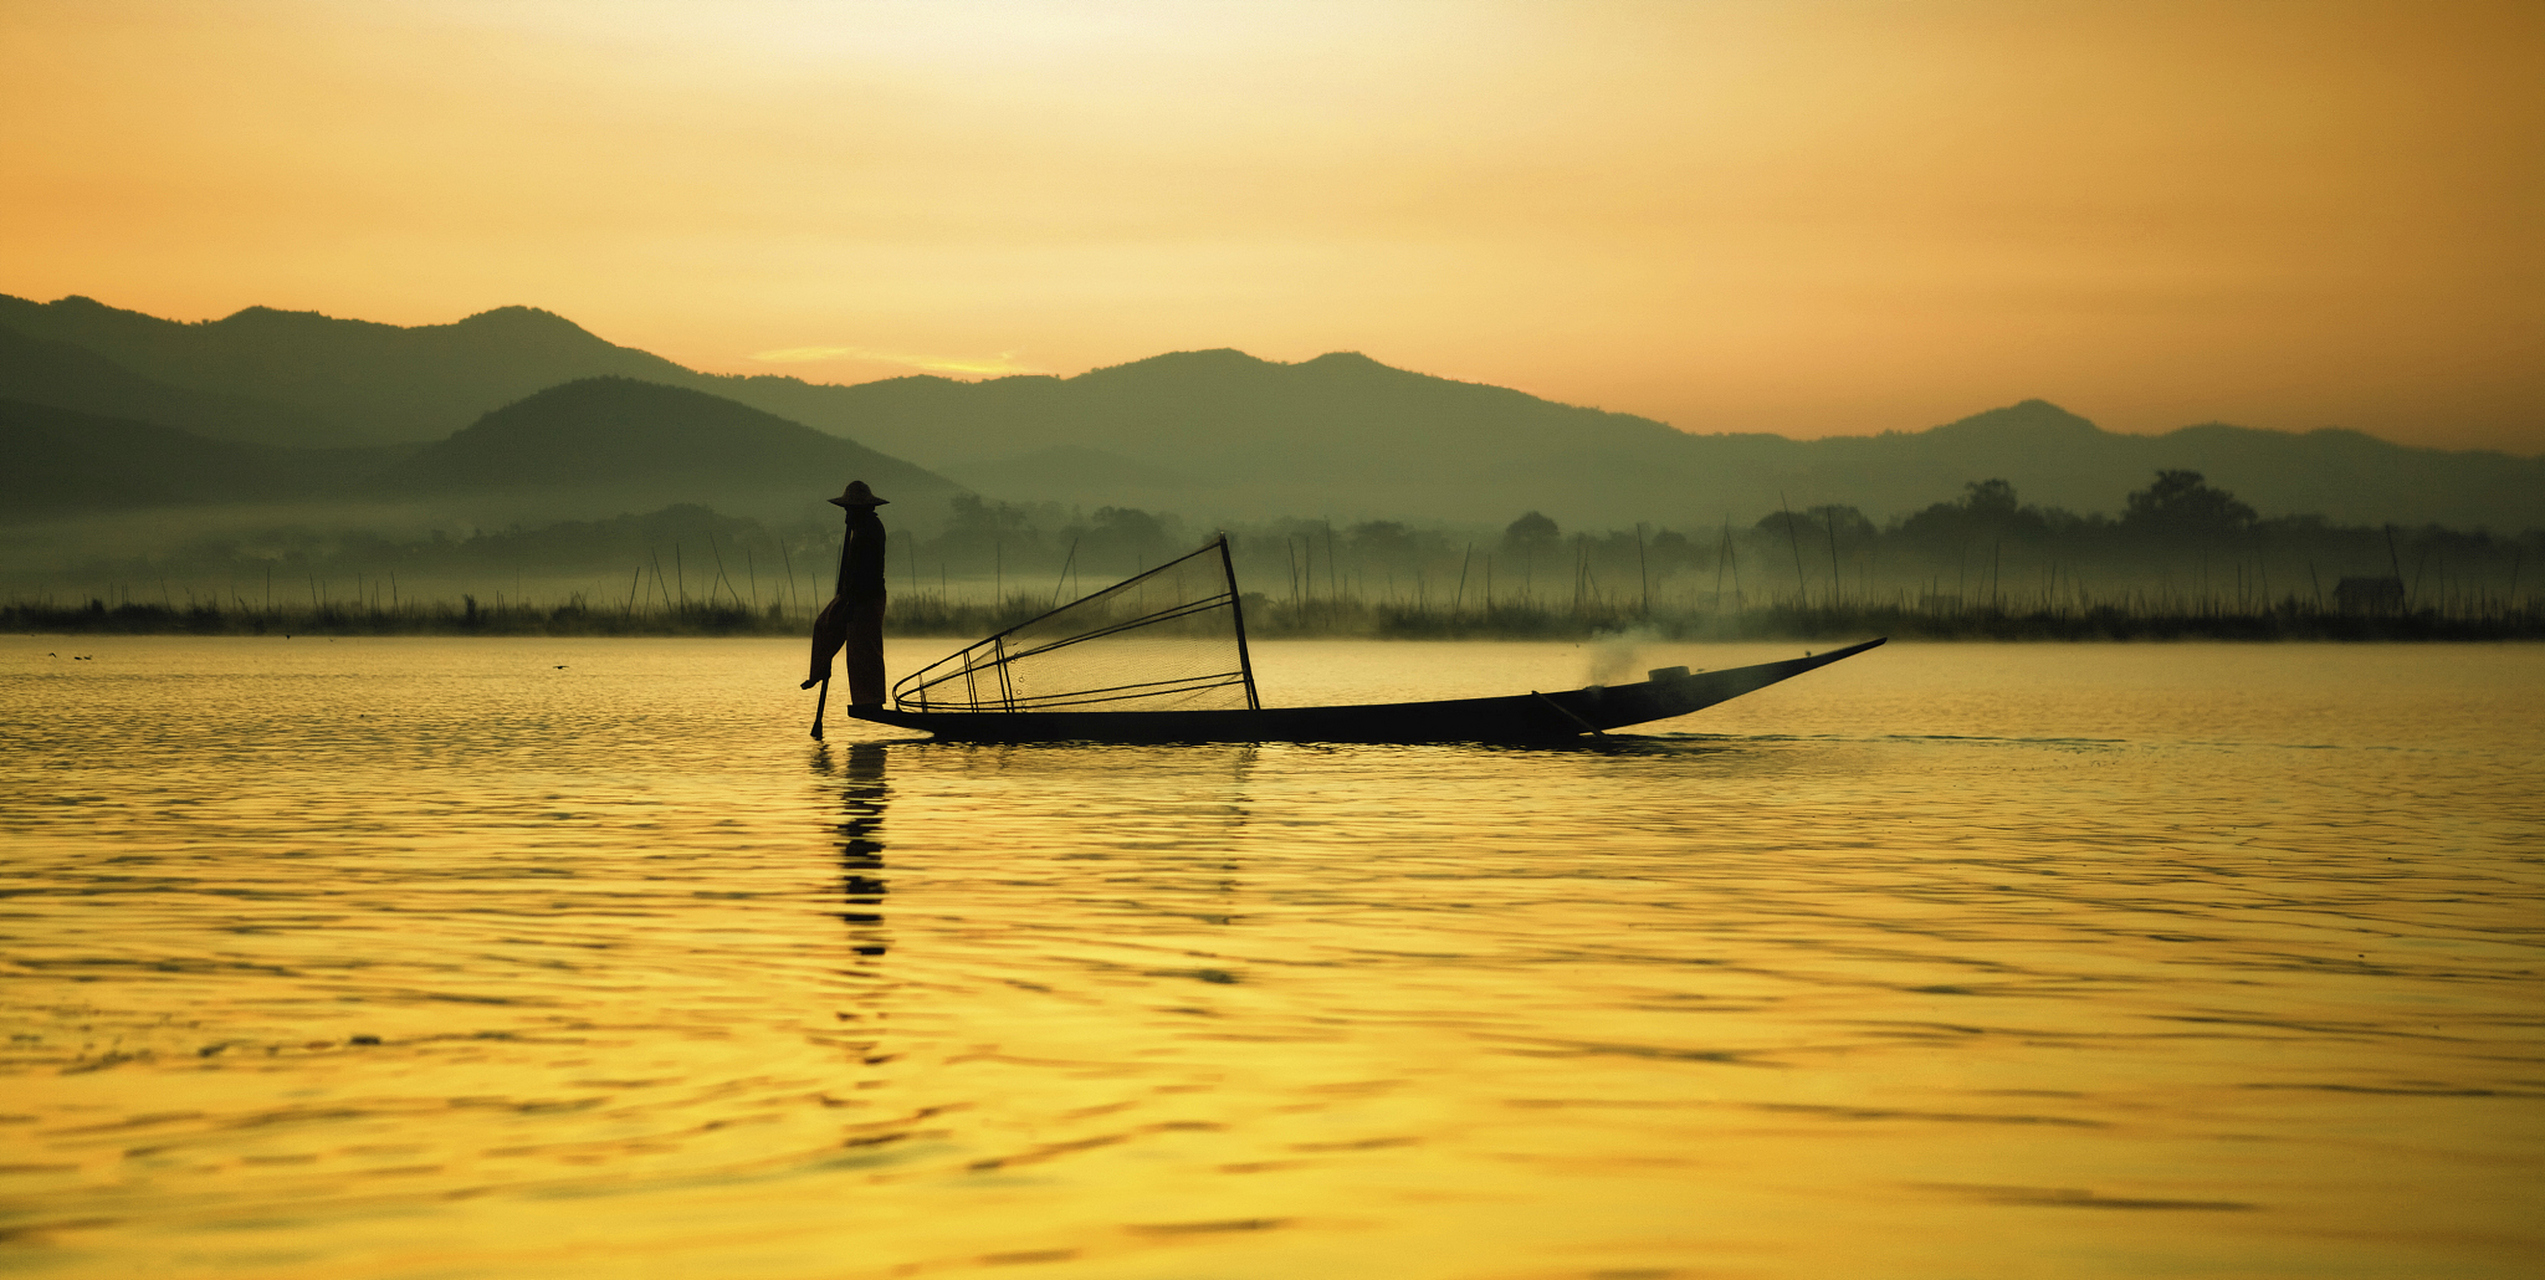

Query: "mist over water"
<box><xmin>2</xmin><ymin>637</ymin><xmax>2539</xmax><ymax>1278</ymax></box>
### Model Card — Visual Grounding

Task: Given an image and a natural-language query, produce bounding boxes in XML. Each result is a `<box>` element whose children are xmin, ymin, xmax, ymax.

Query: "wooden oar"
<box><xmin>811</xmin><ymin>676</ymin><xmax>830</xmax><ymax>741</ymax></box>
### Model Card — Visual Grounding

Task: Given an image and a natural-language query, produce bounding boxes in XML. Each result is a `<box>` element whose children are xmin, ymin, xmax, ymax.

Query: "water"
<box><xmin>3</xmin><ymin>636</ymin><xmax>2540</xmax><ymax>1279</ymax></box>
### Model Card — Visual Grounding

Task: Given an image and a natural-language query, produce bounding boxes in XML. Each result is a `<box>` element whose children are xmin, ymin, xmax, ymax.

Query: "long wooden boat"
<box><xmin>844</xmin><ymin>636</ymin><xmax>1885</xmax><ymax>743</ymax></box>
<box><xmin>831</xmin><ymin>537</ymin><xmax>1880</xmax><ymax>743</ymax></box>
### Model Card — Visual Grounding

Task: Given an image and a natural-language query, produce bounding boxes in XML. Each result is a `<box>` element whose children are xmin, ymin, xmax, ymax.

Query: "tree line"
<box><xmin>11</xmin><ymin>471</ymin><xmax>2537</xmax><ymax>633</ymax></box>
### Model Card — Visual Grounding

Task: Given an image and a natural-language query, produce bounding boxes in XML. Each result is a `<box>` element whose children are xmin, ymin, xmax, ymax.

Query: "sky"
<box><xmin>3</xmin><ymin>0</ymin><xmax>2539</xmax><ymax>452</ymax></box>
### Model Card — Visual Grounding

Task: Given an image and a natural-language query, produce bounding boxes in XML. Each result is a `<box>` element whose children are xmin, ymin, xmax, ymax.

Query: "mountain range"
<box><xmin>713</xmin><ymin>354</ymin><xmax>2545</xmax><ymax>532</ymax></box>
<box><xmin>3</xmin><ymin>291</ymin><xmax>2537</xmax><ymax>535</ymax></box>
<box><xmin>0</xmin><ymin>294</ymin><xmax>690</xmax><ymax>449</ymax></box>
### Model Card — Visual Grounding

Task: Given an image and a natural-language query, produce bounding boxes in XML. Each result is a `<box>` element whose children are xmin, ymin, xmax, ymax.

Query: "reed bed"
<box><xmin>10</xmin><ymin>589</ymin><xmax>2539</xmax><ymax>641</ymax></box>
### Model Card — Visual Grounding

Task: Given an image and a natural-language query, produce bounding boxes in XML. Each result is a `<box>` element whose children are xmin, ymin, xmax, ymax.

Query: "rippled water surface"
<box><xmin>3</xmin><ymin>636</ymin><xmax>2540</xmax><ymax>1279</ymax></box>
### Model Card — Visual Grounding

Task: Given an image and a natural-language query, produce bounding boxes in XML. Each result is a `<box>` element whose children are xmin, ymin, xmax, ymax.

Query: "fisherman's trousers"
<box><xmin>844</xmin><ymin>593</ymin><xmax>886</xmax><ymax>706</ymax></box>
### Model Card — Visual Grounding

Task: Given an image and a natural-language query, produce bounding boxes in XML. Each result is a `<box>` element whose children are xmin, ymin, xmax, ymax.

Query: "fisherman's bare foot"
<box><xmin>801</xmin><ymin>678</ymin><xmax>821</xmax><ymax>690</ymax></box>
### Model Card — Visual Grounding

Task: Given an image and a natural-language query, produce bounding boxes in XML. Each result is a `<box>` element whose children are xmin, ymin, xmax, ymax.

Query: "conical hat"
<box><xmin>827</xmin><ymin>480</ymin><xmax>889</xmax><ymax>507</ymax></box>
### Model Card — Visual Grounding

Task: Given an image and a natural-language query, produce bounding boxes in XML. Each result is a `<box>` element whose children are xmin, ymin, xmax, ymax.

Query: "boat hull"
<box><xmin>844</xmin><ymin>638</ymin><xmax>1884</xmax><ymax>743</ymax></box>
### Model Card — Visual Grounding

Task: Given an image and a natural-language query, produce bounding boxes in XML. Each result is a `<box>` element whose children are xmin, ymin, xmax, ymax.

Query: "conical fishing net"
<box><xmin>893</xmin><ymin>538</ymin><xmax>1258</xmax><ymax>713</ymax></box>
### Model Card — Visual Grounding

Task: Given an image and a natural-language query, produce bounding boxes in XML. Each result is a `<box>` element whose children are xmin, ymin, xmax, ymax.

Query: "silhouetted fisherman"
<box><xmin>803</xmin><ymin>481</ymin><xmax>888</xmax><ymax>738</ymax></box>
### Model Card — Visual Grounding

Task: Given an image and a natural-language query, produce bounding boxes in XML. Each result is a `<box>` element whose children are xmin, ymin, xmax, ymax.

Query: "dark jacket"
<box><xmin>839</xmin><ymin>507</ymin><xmax>886</xmax><ymax>600</ymax></box>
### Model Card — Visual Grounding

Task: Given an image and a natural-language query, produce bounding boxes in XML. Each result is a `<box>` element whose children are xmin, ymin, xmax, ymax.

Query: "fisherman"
<box><xmin>803</xmin><ymin>480</ymin><xmax>889</xmax><ymax>709</ymax></box>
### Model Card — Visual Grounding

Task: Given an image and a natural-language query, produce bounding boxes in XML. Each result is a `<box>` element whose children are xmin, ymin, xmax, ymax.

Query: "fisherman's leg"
<box><xmin>804</xmin><ymin>595</ymin><xmax>848</xmax><ymax>689</ymax></box>
<box><xmin>846</xmin><ymin>597</ymin><xmax>886</xmax><ymax>706</ymax></box>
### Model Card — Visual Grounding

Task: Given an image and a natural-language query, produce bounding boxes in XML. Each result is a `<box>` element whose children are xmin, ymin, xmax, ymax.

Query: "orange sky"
<box><xmin>3</xmin><ymin>0</ymin><xmax>2538</xmax><ymax>451</ymax></box>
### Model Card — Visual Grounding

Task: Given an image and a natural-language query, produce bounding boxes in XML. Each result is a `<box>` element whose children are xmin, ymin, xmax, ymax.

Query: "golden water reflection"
<box><xmin>0</xmin><ymin>638</ymin><xmax>2538</xmax><ymax>1278</ymax></box>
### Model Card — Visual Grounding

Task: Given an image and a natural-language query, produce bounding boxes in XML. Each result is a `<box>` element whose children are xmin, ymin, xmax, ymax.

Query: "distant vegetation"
<box><xmin>12</xmin><ymin>473</ymin><xmax>2537</xmax><ymax>641</ymax></box>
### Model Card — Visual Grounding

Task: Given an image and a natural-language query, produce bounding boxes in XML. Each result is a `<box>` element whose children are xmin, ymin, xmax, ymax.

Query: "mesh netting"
<box><xmin>894</xmin><ymin>539</ymin><xmax>1257</xmax><ymax>713</ymax></box>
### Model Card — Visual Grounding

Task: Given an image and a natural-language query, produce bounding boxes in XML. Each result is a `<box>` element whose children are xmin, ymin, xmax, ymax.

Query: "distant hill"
<box><xmin>701</xmin><ymin>349</ymin><xmax>1739</xmax><ymax>522</ymax></box>
<box><xmin>0</xmin><ymin>397</ymin><xmax>378</xmax><ymax>517</ymax></box>
<box><xmin>371</xmin><ymin>377</ymin><xmax>965</xmax><ymax>523</ymax></box>
<box><xmin>0</xmin><ymin>322</ymin><xmax>349</xmax><ymax>449</ymax></box>
<box><xmin>0</xmin><ymin>294</ymin><xmax>698</xmax><ymax>447</ymax></box>
<box><xmin>940</xmin><ymin>443</ymin><xmax>1202</xmax><ymax>500</ymax></box>
<box><xmin>1778</xmin><ymin>401</ymin><xmax>2545</xmax><ymax>535</ymax></box>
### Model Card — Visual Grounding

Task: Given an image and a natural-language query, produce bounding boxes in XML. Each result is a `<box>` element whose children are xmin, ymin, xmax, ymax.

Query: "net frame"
<box><xmin>892</xmin><ymin>536</ymin><xmax>1260</xmax><ymax>714</ymax></box>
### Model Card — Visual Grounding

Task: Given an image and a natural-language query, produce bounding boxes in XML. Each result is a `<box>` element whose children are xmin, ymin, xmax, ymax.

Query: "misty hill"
<box><xmin>0</xmin><ymin>397</ymin><xmax>383</xmax><ymax>518</ymax></box>
<box><xmin>703</xmin><ymin>349</ymin><xmax>1723</xmax><ymax>521</ymax></box>
<box><xmin>0</xmin><ymin>322</ymin><xmax>352</xmax><ymax>450</ymax></box>
<box><xmin>0</xmin><ymin>294</ymin><xmax>697</xmax><ymax>448</ymax></box>
<box><xmin>372</xmin><ymin>377</ymin><xmax>964</xmax><ymax>522</ymax></box>
<box><xmin>707</xmin><ymin>353</ymin><xmax>2545</xmax><ymax>531</ymax></box>
<box><xmin>711</xmin><ymin>348</ymin><xmax>1670</xmax><ymax>473</ymax></box>
<box><xmin>946</xmin><ymin>443</ymin><xmax>1203</xmax><ymax>498</ymax></box>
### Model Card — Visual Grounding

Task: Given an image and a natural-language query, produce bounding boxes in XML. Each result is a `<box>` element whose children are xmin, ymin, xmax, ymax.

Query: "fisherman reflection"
<box><xmin>829</xmin><ymin>741</ymin><xmax>890</xmax><ymax>957</ymax></box>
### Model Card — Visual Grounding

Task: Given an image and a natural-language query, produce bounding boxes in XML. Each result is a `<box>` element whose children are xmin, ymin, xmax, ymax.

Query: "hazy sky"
<box><xmin>4</xmin><ymin>0</ymin><xmax>2538</xmax><ymax>451</ymax></box>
